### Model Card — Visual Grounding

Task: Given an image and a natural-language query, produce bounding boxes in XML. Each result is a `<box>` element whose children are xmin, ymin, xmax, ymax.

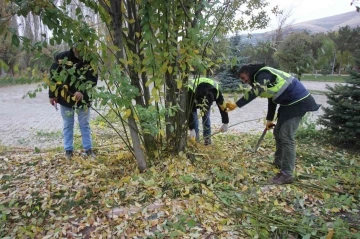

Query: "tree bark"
<box><xmin>107</xmin><ymin>0</ymin><xmax>147</xmax><ymax>172</ymax></box>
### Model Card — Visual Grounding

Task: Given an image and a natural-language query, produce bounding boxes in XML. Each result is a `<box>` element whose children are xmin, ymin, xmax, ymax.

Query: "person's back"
<box><xmin>187</xmin><ymin>78</ymin><xmax>229</xmax><ymax>145</ymax></box>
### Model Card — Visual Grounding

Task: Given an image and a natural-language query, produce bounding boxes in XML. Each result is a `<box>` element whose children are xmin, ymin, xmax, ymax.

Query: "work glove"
<box><xmin>266</xmin><ymin>120</ymin><xmax>276</xmax><ymax>130</ymax></box>
<box><xmin>189</xmin><ymin>129</ymin><xmax>196</xmax><ymax>139</ymax></box>
<box><xmin>226</xmin><ymin>102</ymin><xmax>237</xmax><ymax>111</ymax></box>
<box><xmin>220</xmin><ymin>124</ymin><xmax>229</xmax><ymax>132</ymax></box>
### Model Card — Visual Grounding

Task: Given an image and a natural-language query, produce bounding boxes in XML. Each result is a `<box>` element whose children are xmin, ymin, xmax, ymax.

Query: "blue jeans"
<box><xmin>192</xmin><ymin>110</ymin><xmax>211</xmax><ymax>141</ymax></box>
<box><xmin>60</xmin><ymin>105</ymin><xmax>92</xmax><ymax>151</ymax></box>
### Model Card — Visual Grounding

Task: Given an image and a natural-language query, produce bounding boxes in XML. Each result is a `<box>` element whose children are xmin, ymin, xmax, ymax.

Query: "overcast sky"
<box><xmin>249</xmin><ymin>0</ymin><xmax>357</xmax><ymax>33</ymax></box>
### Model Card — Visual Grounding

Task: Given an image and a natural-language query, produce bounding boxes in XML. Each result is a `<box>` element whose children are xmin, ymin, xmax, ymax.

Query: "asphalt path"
<box><xmin>0</xmin><ymin>81</ymin><xmax>338</xmax><ymax>149</ymax></box>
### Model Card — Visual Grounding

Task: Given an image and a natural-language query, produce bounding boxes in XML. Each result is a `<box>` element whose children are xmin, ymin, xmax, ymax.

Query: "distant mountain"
<box><xmin>242</xmin><ymin>11</ymin><xmax>360</xmax><ymax>44</ymax></box>
<box><xmin>291</xmin><ymin>11</ymin><xmax>360</xmax><ymax>33</ymax></box>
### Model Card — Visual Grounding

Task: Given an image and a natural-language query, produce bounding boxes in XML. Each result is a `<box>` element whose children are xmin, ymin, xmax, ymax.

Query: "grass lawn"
<box><xmin>0</xmin><ymin>76</ymin><xmax>43</xmax><ymax>87</ymax></box>
<box><xmin>301</xmin><ymin>74</ymin><xmax>348</xmax><ymax>83</ymax></box>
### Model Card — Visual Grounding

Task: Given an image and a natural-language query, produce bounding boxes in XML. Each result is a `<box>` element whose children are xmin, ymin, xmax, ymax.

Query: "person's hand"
<box><xmin>49</xmin><ymin>98</ymin><xmax>58</xmax><ymax>110</ymax></box>
<box><xmin>189</xmin><ymin>129</ymin><xmax>196</xmax><ymax>139</ymax></box>
<box><xmin>220</xmin><ymin>124</ymin><xmax>229</xmax><ymax>132</ymax></box>
<box><xmin>73</xmin><ymin>91</ymin><xmax>83</xmax><ymax>101</ymax></box>
<box><xmin>226</xmin><ymin>102</ymin><xmax>237</xmax><ymax>111</ymax></box>
<box><xmin>49</xmin><ymin>98</ymin><xmax>57</xmax><ymax>106</ymax></box>
<box><xmin>266</xmin><ymin>120</ymin><xmax>276</xmax><ymax>130</ymax></box>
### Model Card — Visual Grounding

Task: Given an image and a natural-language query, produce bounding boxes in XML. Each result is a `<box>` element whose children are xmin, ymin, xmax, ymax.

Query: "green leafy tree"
<box><xmin>319</xmin><ymin>70</ymin><xmax>360</xmax><ymax>148</ymax></box>
<box><xmin>273</xmin><ymin>31</ymin><xmax>313</xmax><ymax>79</ymax></box>
<box><xmin>0</xmin><ymin>1</ymin><xmax>19</xmax><ymax>76</ymax></box>
<box><xmin>309</xmin><ymin>34</ymin><xmax>336</xmax><ymax>75</ymax></box>
<box><xmin>336</xmin><ymin>50</ymin><xmax>354</xmax><ymax>74</ymax></box>
<box><xmin>213</xmin><ymin>34</ymin><xmax>248</xmax><ymax>91</ymax></box>
<box><xmin>3</xmin><ymin>0</ymin><xmax>269</xmax><ymax>171</ymax></box>
<box><xmin>328</xmin><ymin>26</ymin><xmax>360</xmax><ymax>54</ymax></box>
<box><xmin>242</xmin><ymin>40</ymin><xmax>278</xmax><ymax>67</ymax></box>
<box><xmin>327</xmin><ymin>26</ymin><xmax>360</xmax><ymax>72</ymax></box>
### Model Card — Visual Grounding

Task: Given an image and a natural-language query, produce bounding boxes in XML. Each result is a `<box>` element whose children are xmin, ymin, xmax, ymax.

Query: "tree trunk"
<box><xmin>126</xmin><ymin>0</ymin><xmax>157</xmax><ymax>162</ymax></box>
<box><xmin>108</xmin><ymin>0</ymin><xmax>147</xmax><ymax>172</ymax></box>
<box><xmin>165</xmin><ymin>70</ymin><xmax>177</xmax><ymax>141</ymax></box>
<box><xmin>175</xmin><ymin>85</ymin><xmax>188</xmax><ymax>153</ymax></box>
<box><xmin>128</xmin><ymin>114</ymin><xmax>147</xmax><ymax>172</ymax></box>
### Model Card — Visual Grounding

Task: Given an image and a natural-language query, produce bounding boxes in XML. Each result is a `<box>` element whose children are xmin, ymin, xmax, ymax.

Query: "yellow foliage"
<box><xmin>326</xmin><ymin>228</ymin><xmax>334</xmax><ymax>239</ymax></box>
<box><xmin>123</xmin><ymin>109</ymin><xmax>132</xmax><ymax>119</ymax></box>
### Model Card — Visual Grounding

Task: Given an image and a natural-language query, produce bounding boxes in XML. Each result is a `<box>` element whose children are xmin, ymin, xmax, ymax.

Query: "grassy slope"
<box><xmin>0</xmin><ymin>122</ymin><xmax>359</xmax><ymax>238</ymax></box>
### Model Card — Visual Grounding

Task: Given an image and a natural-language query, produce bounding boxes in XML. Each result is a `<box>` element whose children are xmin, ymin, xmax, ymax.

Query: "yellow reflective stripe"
<box><xmin>273</xmin><ymin>76</ymin><xmax>294</xmax><ymax>100</ymax></box>
<box><xmin>264</xmin><ymin>67</ymin><xmax>291</xmax><ymax>79</ymax></box>
<box><xmin>256</xmin><ymin>67</ymin><xmax>293</xmax><ymax>99</ymax></box>
<box><xmin>276</xmin><ymin>93</ymin><xmax>310</xmax><ymax>106</ymax></box>
<box><xmin>188</xmin><ymin>78</ymin><xmax>220</xmax><ymax>98</ymax></box>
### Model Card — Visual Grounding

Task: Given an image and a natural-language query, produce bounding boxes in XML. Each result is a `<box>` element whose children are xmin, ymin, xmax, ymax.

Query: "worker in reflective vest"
<box><xmin>227</xmin><ymin>64</ymin><xmax>321</xmax><ymax>185</ymax></box>
<box><xmin>188</xmin><ymin>78</ymin><xmax>229</xmax><ymax>145</ymax></box>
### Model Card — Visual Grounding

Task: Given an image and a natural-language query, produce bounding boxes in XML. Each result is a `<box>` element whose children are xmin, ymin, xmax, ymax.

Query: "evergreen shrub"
<box><xmin>319</xmin><ymin>70</ymin><xmax>360</xmax><ymax>148</ymax></box>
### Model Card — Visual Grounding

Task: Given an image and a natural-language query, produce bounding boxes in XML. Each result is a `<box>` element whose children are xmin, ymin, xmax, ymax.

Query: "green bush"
<box><xmin>319</xmin><ymin>71</ymin><xmax>360</xmax><ymax>149</ymax></box>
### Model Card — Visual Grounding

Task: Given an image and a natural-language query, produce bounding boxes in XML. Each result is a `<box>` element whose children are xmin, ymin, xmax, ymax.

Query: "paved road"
<box><xmin>0</xmin><ymin>81</ymin><xmax>338</xmax><ymax>149</ymax></box>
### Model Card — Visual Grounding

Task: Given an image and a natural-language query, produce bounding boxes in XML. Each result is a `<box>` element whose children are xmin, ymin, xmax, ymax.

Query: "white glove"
<box><xmin>220</xmin><ymin>124</ymin><xmax>229</xmax><ymax>132</ymax></box>
<box><xmin>189</xmin><ymin>129</ymin><xmax>196</xmax><ymax>138</ymax></box>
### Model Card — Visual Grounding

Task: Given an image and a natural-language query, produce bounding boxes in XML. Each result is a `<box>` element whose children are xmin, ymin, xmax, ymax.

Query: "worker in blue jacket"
<box><xmin>227</xmin><ymin>64</ymin><xmax>321</xmax><ymax>185</ymax></box>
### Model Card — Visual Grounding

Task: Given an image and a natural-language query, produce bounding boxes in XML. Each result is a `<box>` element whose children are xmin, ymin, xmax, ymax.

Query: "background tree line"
<box><xmin>215</xmin><ymin>25</ymin><xmax>360</xmax><ymax>91</ymax></box>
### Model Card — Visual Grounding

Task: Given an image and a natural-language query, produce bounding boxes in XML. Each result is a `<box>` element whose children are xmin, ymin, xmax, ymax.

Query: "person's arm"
<box><xmin>235</xmin><ymin>90</ymin><xmax>258</xmax><ymax>108</ymax></box>
<box><xmin>266</xmin><ymin>99</ymin><xmax>277</xmax><ymax>121</ymax></box>
<box><xmin>233</xmin><ymin>71</ymin><xmax>276</xmax><ymax>109</ymax></box>
<box><xmin>215</xmin><ymin>90</ymin><xmax>229</xmax><ymax>124</ymax></box>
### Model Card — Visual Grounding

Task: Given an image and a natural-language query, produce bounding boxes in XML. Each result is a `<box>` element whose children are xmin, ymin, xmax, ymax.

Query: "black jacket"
<box><xmin>49</xmin><ymin>49</ymin><xmax>97</xmax><ymax>108</ymax></box>
<box><xmin>188</xmin><ymin>82</ymin><xmax>229</xmax><ymax>130</ymax></box>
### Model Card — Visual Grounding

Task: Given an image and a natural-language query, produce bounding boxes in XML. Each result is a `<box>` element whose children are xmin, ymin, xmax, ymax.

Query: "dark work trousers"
<box><xmin>273</xmin><ymin>115</ymin><xmax>303</xmax><ymax>175</ymax></box>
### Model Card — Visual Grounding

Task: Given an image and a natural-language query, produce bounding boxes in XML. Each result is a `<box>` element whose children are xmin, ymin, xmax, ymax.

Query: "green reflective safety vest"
<box><xmin>254</xmin><ymin>67</ymin><xmax>293</xmax><ymax>100</ymax></box>
<box><xmin>188</xmin><ymin>78</ymin><xmax>220</xmax><ymax>98</ymax></box>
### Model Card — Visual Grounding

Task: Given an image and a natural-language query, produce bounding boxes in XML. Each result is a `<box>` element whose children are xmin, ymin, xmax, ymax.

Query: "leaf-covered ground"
<box><xmin>1</xmin><ymin>125</ymin><xmax>359</xmax><ymax>239</ymax></box>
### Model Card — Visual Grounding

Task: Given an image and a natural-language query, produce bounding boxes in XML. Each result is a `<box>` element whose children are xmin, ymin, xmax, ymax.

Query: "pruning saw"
<box><xmin>254</xmin><ymin>128</ymin><xmax>267</xmax><ymax>152</ymax></box>
<box><xmin>254</xmin><ymin>123</ymin><xmax>275</xmax><ymax>152</ymax></box>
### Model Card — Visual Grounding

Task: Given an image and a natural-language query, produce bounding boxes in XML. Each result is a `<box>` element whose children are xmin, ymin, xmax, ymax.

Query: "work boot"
<box><xmin>65</xmin><ymin>150</ymin><xmax>73</xmax><ymax>160</ymax></box>
<box><xmin>204</xmin><ymin>138</ymin><xmax>212</xmax><ymax>146</ymax></box>
<box><xmin>82</xmin><ymin>149</ymin><xmax>96</xmax><ymax>159</ymax></box>
<box><xmin>272</xmin><ymin>171</ymin><xmax>293</xmax><ymax>185</ymax></box>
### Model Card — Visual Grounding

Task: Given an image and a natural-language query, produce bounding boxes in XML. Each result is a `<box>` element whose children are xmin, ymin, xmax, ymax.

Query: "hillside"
<box><xmin>291</xmin><ymin>11</ymin><xmax>360</xmax><ymax>33</ymax></box>
<box><xmin>243</xmin><ymin>11</ymin><xmax>360</xmax><ymax>44</ymax></box>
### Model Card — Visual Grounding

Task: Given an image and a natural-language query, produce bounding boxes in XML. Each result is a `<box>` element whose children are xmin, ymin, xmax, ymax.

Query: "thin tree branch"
<box><xmin>178</xmin><ymin>0</ymin><xmax>192</xmax><ymax>23</ymax></box>
<box><xmin>98</xmin><ymin>0</ymin><xmax>111</xmax><ymax>14</ymax></box>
